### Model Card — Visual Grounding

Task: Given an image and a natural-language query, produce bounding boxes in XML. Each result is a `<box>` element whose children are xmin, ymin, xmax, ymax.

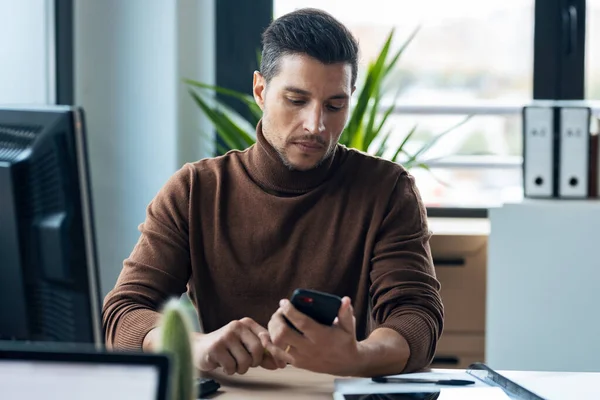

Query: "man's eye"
<box><xmin>327</xmin><ymin>104</ymin><xmax>344</xmax><ymax>111</ymax></box>
<box><xmin>288</xmin><ymin>99</ymin><xmax>306</xmax><ymax>106</ymax></box>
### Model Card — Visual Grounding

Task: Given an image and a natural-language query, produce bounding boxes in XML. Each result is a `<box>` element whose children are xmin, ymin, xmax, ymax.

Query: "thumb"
<box><xmin>258</xmin><ymin>331</ymin><xmax>273</xmax><ymax>349</ymax></box>
<box><xmin>336</xmin><ymin>296</ymin><xmax>355</xmax><ymax>333</ymax></box>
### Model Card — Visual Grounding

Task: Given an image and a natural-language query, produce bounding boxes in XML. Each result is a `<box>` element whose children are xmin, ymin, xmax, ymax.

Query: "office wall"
<box><xmin>74</xmin><ymin>0</ymin><xmax>215</xmax><ymax>296</ymax></box>
<box><xmin>0</xmin><ymin>0</ymin><xmax>52</xmax><ymax>104</ymax></box>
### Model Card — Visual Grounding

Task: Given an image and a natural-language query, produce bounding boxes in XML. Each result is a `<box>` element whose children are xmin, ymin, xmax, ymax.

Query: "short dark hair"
<box><xmin>260</xmin><ymin>8</ymin><xmax>359</xmax><ymax>86</ymax></box>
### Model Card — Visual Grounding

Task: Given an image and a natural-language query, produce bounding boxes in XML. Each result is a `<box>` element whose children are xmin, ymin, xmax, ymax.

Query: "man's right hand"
<box><xmin>144</xmin><ymin>317</ymin><xmax>292</xmax><ymax>375</ymax></box>
<box><xmin>193</xmin><ymin>317</ymin><xmax>293</xmax><ymax>375</ymax></box>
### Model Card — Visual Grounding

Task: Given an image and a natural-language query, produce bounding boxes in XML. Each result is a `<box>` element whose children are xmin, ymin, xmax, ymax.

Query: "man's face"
<box><xmin>253</xmin><ymin>54</ymin><xmax>355</xmax><ymax>171</ymax></box>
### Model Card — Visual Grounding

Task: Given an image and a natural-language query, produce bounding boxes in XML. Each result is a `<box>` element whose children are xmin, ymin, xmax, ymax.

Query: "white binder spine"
<box><xmin>523</xmin><ymin>106</ymin><xmax>555</xmax><ymax>198</ymax></box>
<box><xmin>558</xmin><ymin>107</ymin><xmax>590</xmax><ymax>198</ymax></box>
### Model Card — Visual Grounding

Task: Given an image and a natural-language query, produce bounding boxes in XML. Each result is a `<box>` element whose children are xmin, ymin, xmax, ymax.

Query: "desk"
<box><xmin>204</xmin><ymin>366</ymin><xmax>600</xmax><ymax>400</ymax></box>
<box><xmin>203</xmin><ymin>366</ymin><xmax>335</xmax><ymax>399</ymax></box>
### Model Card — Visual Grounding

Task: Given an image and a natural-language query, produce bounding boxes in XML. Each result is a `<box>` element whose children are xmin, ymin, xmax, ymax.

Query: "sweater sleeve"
<box><xmin>102</xmin><ymin>165</ymin><xmax>194</xmax><ymax>350</ymax></box>
<box><xmin>369</xmin><ymin>171</ymin><xmax>444</xmax><ymax>373</ymax></box>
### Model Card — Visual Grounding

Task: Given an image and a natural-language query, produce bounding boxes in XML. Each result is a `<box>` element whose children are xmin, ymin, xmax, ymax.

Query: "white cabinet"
<box><xmin>486</xmin><ymin>200</ymin><xmax>600</xmax><ymax>372</ymax></box>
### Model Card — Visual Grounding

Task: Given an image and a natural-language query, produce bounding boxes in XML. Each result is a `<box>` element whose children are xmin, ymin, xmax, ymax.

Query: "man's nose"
<box><xmin>304</xmin><ymin>106</ymin><xmax>326</xmax><ymax>135</ymax></box>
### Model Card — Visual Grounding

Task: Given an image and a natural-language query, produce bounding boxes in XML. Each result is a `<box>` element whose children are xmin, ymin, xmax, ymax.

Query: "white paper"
<box><xmin>333</xmin><ymin>370</ymin><xmax>510</xmax><ymax>398</ymax></box>
<box><xmin>501</xmin><ymin>370</ymin><xmax>600</xmax><ymax>400</ymax></box>
<box><xmin>335</xmin><ymin>368</ymin><xmax>600</xmax><ymax>400</ymax></box>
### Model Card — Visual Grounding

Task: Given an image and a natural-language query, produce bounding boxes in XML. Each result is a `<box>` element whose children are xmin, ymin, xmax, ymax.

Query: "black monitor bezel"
<box><xmin>0</xmin><ymin>345</ymin><xmax>171</xmax><ymax>400</ymax></box>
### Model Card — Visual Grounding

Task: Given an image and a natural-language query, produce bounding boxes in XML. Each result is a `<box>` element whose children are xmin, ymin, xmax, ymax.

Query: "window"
<box><xmin>273</xmin><ymin>1</ymin><xmax>534</xmax><ymax>208</ymax></box>
<box><xmin>381</xmin><ymin>112</ymin><xmax>523</xmax><ymax>208</ymax></box>
<box><xmin>0</xmin><ymin>0</ymin><xmax>54</xmax><ymax>104</ymax></box>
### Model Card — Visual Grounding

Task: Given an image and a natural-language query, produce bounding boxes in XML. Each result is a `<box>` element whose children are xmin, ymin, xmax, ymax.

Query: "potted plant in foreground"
<box><xmin>155</xmin><ymin>298</ymin><xmax>197</xmax><ymax>400</ymax></box>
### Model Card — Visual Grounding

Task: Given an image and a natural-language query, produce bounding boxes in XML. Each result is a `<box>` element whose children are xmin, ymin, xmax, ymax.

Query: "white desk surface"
<box><xmin>500</xmin><ymin>369</ymin><xmax>600</xmax><ymax>400</ymax></box>
<box><xmin>204</xmin><ymin>366</ymin><xmax>600</xmax><ymax>400</ymax></box>
<box><xmin>427</xmin><ymin>217</ymin><xmax>490</xmax><ymax>236</ymax></box>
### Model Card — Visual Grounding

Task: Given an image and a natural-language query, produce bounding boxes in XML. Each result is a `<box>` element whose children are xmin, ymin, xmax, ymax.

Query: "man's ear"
<box><xmin>253</xmin><ymin>71</ymin><xmax>266</xmax><ymax>110</ymax></box>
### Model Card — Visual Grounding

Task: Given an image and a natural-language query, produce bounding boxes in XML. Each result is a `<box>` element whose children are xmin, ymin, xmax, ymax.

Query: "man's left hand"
<box><xmin>267</xmin><ymin>296</ymin><xmax>362</xmax><ymax>376</ymax></box>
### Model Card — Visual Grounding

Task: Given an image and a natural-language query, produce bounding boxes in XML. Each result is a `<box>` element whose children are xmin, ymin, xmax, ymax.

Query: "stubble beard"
<box><xmin>262</xmin><ymin>112</ymin><xmax>336</xmax><ymax>171</ymax></box>
<box><xmin>276</xmin><ymin>143</ymin><xmax>335</xmax><ymax>171</ymax></box>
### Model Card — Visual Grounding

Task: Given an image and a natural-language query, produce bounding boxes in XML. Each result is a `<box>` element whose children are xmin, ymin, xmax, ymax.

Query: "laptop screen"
<box><xmin>0</xmin><ymin>359</ymin><xmax>161</xmax><ymax>400</ymax></box>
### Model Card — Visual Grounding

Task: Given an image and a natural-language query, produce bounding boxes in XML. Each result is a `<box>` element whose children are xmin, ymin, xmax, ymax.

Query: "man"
<box><xmin>102</xmin><ymin>8</ymin><xmax>444</xmax><ymax>377</ymax></box>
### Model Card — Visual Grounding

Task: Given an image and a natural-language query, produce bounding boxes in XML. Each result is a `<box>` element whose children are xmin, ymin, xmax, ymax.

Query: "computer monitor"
<box><xmin>0</xmin><ymin>105</ymin><xmax>102</xmax><ymax>347</ymax></box>
<box><xmin>0</xmin><ymin>346</ymin><xmax>170</xmax><ymax>400</ymax></box>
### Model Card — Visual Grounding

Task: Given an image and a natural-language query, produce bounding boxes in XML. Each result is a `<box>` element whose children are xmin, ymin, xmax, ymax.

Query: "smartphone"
<box><xmin>285</xmin><ymin>289</ymin><xmax>342</xmax><ymax>333</ymax></box>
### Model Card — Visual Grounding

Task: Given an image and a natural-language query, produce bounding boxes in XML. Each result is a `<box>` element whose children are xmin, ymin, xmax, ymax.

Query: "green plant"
<box><xmin>156</xmin><ymin>298</ymin><xmax>197</xmax><ymax>400</ymax></box>
<box><xmin>184</xmin><ymin>28</ymin><xmax>470</xmax><ymax>171</ymax></box>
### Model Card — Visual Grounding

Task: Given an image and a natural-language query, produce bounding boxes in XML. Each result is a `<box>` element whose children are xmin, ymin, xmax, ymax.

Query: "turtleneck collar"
<box><xmin>243</xmin><ymin>120</ymin><xmax>345</xmax><ymax>195</ymax></box>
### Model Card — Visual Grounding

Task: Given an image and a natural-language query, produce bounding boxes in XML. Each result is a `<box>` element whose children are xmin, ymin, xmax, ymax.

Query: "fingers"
<box><xmin>334</xmin><ymin>296</ymin><xmax>355</xmax><ymax>333</ymax></box>
<box><xmin>204</xmin><ymin>319</ymin><xmax>267</xmax><ymax>375</ymax></box>
<box><xmin>239</xmin><ymin>317</ymin><xmax>289</xmax><ymax>368</ymax></box>
<box><xmin>238</xmin><ymin>324</ymin><xmax>264</xmax><ymax>368</ymax></box>
<box><xmin>227</xmin><ymin>339</ymin><xmax>253</xmax><ymax>375</ymax></box>
<box><xmin>259</xmin><ymin>356</ymin><xmax>281</xmax><ymax>370</ymax></box>
<box><xmin>196</xmin><ymin>315</ymin><xmax>305</xmax><ymax>375</ymax></box>
<box><xmin>199</xmin><ymin>349</ymin><xmax>219</xmax><ymax>371</ymax></box>
<box><xmin>211</xmin><ymin>345</ymin><xmax>236</xmax><ymax>375</ymax></box>
<box><xmin>278</xmin><ymin>299</ymin><xmax>326</xmax><ymax>340</ymax></box>
<box><xmin>239</xmin><ymin>317</ymin><xmax>267</xmax><ymax>337</ymax></box>
<box><xmin>259</xmin><ymin>331</ymin><xmax>293</xmax><ymax>368</ymax></box>
<box><xmin>268</xmin><ymin>308</ymin><xmax>307</xmax><ymax>351</ymax></box>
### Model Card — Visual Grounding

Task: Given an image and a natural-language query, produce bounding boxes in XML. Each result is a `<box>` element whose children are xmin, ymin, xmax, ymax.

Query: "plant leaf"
<box><xmin>374</xmin><ymin>128</ymin><xmax>394</xmax><ymax>158</ymax></box>
<box><xmin>367</xmin><ymin>83</ymin><xmax>404</xmax><ymax>152</ymax></box>
<box><xmin>363</xmin><ymin>87</ymin><xmax>382</xmax><ymax>150</ymax></box>
<box><xmin>343</xmin><ymin>29</ymin><xmax>394</xmax><ymax>145</ymax></box>
<box><xmin>188</xmin><ymin>89</ymin><xmax>240</xmax><ymax>149</ymax></box>
<box><xmin>384</xmin><ymin>25</ymin><xmax>420</xmax><ymax>76</ymax></box>
<box><xmin>391</xmin><ymin>123</ymin><xmax>419</xmax><ymax>162</ymax></box>
<box><xmin>427</xmin><ymin>169</ymin><xmax>454</xmax><ymax>188</ymax></box>
<box><xmin>184</xmin><ymin>79</ymin><xmax>254</xmax><ymax>105</ymax></box>
<box><xmin>349</xmin><ymin>125</ymin><xmax>365</xmax><ymax>150</ymax></box>
<box><xmin>407</xmin><ymin>115</ymin><xmax>473</xmax><ymax>165</ymax></box>
<box><xmin>216</xmin><ymin>142</ymin><xmax>230</xmax><ymax>156</ymax></box>
<box><xmin>188</xmin><ymin>89</ymin><xmax>254</xmax><ymax>151</ymax></box>
<box><xmin>247</xmin><ymin>103</ymin><xmax>263</xmax><ymax>125</ymax></box>
<box><xmin>183</xmin><ymin>78</ymin><xmax>262</xmax><ymax>126</ymax></box>
<box><xmin>411</xmin><ymin>162</ymin><xmax>454</xmax><ymax>189</ymax></box>
<box><xmin>210</xmin><ymin>97</ymin><xmax>257</xmax><ymax>144</ymax></box>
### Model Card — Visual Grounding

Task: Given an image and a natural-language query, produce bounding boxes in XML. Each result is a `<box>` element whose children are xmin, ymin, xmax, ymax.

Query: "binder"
<box><xmin>590</xmin><ymin>128</ymin><xmax>600</xmax><ymax>198</ymax></box>
<box><xmin>589</xmin><ymin>132</ymin><xmax>598</xmax><ymax>197</ymax></box>
<box><xmin>523</xmin><ymin>106</ymin><xmax>556</xmax><ymax>198</ymax></box>
<box><xmin>558</xmin><ymin>107</ymin><xmax>591</xmax><ymax>198</ymax></box>
<box><xmin>596</xmin><ymin>131</ymin><xmax>600</xmax><ymax>197</ymax></box>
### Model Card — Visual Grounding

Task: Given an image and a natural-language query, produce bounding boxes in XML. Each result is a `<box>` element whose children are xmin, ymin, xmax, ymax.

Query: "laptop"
<box><xmin>0</xmin><ymin>345</ymin><xmax>170</xmax><ymax>400</ymax></box>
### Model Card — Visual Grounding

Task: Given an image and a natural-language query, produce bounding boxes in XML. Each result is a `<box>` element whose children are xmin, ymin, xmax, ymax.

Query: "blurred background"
<box><xmin>0</xmin><ymin>0</ymin><xmax>595</xmax><ymax>295</ymax></box>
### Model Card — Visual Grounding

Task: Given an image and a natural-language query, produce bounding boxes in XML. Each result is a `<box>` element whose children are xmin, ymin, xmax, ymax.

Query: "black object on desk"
<box><xmin>197</xmin><ymin>378</ymin><xmax>220</xmax><ymax>398</ymax></box>
<box><xmin>372</xmin><ymin>376</ymin><xmax>475</xmax><ymax>386</ymax></box>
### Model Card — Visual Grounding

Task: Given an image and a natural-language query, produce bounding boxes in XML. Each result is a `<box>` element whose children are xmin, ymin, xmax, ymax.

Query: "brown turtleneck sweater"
<box><xmin>102</xmin><ymin>122</ymin><xmax>444</xmax><ymax>373</ymax></box>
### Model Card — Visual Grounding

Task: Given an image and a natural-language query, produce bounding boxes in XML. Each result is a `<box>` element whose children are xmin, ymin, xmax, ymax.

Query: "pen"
<box><xmin>372</xmin><ymin>376</ymin><xmax>475</xmax><ymax>386</ymax></box>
